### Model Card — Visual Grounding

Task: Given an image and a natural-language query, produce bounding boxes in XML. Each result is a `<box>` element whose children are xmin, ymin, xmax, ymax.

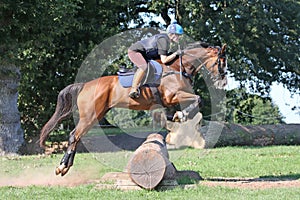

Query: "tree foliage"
<box><xmin>226</xmin><ymin>88</ymin><xmax>284</xmax><ymax>125</ymax></box>
<box><xmin>1</xmin><ymin>0</ymin><xmax>131</xmax><ymax>137</ymax></box>
<box><xmin>178</xmin><ymin>0</ymin><xmax>299</xmax><ymax>94</ymax></box>
<box><xmin>127</xmin><ymin>0</ymin><xmax>299</xmax><ymax>121</ymax></box>
<box><xmin>1</xmin><ymin>0</ymin><xmax>298</xmax><ymax>138</ymax></box>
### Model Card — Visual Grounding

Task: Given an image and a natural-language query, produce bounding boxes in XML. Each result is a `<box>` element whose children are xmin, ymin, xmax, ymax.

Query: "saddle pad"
<box><xmin>118</xmin><ymin>60</ymin><xmax>162</xmax><ymax>88</ymax></box>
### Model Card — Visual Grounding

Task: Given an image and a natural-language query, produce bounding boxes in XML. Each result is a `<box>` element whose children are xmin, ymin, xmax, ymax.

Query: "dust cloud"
<box><xmin>0</xmin><ymin>163</ymin><xmax>98</xmax><ymax>187</ymax></box>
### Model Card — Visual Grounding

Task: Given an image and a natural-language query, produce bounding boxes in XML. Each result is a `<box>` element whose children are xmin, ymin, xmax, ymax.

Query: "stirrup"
<box><xmin>129</xmin><ymin>88</ymin><xmax>140</xmax><ymax>99</ymax></box>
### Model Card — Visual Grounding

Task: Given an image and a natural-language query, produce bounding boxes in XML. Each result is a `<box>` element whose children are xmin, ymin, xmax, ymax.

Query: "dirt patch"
<box><xmin>0</xmin><ymin>162</ymin><xmax>98</xmax><ymax>188</ymax></box>
<box><xmin>0</xmin><ymin>175</ymin><xmax>93</xmax><ymax>188</ymax></box>
<box><xmin>2</xmin><ymin>171</ymin><xmax>299</xmax><ymax>189</ymax></box>
<box><xmin>202</xmin><ymin>177</ymin><xmax>300</xmax><ymax>189</ymax></box>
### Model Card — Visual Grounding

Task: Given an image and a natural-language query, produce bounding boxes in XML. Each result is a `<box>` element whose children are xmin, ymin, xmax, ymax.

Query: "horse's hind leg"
<box><xmin>55</xmin><ymin>128</ymin><xmax>77</xmax><ymax>175</ymax></box>
<box><xmin>56</xmin><ymin>115</ymin><xmax>98</xmax><ymax>176</ymax></box>
<box><xmin>55</xmin><ymin>78</ymin><xmax>112</xmax><ymax>176</ymax></box>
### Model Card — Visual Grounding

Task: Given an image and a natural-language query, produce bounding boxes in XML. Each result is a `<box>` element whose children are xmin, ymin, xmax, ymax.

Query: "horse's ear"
<box><xmin>221</xmin><ymin>44</ymin><xmax>227</xmax><ymax>55</ymax></box>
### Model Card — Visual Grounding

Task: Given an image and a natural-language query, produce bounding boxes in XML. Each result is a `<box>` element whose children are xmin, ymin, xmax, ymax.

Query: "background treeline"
<box><xmin>1</xmin><ymin>0</ymin><xmax>299</xmax><ymax>140</ymax></box>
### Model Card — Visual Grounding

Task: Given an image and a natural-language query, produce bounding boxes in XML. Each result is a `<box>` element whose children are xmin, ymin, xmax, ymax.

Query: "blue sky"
<box><xmin>269</xmin><ymin>83</ymin><xmax>300</xmax><ymax>124</ymax></box>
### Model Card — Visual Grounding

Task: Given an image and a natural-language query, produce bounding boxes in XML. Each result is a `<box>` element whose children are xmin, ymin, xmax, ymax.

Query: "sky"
<box><xmin>269</xmin><ymin>83</ymin><xmax>300</xmax><ymax>124</ymax></box>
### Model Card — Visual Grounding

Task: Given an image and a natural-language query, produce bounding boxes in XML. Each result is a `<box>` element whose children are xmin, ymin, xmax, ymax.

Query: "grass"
<box><xmin>1</xmin><ymin>185</ymin><xmax>300</xmax><ymax>200</ymax></box>
<box><xmin>0</xmin><ymin>146</ymin><xmax>300</xmax><ymax>199</ymax></box>
<box><xmin>173</xmin><ymin>146</ymin><xmax>300</xmax><ymax>178</ymax></box>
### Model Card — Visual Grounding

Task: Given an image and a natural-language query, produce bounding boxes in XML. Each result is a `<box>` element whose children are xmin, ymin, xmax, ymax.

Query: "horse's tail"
<box><xmin>39</xmin><ymin>83</ymin><xmax>84</xmax><ymax>148</ymax></box>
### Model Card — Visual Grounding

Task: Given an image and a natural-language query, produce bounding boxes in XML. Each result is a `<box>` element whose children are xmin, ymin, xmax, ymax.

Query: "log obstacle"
<box><xmin>126</xmin><ymin>133</ymin><xmax>176</xmax><ymax>189</ymax></box>
<box><xmin>213</xmin><ymin>123</ymin><xmax>300</xmax><ymax>147</ymax></box>
<box><xmin>166</xmin><ymin>114</ymin><xmax>300</xmax><ymax>149</ymax></box>
<box><xmin>96</xmin><ymin>133</ymin><xmax>201</xmax><ymax>190</ymax></box>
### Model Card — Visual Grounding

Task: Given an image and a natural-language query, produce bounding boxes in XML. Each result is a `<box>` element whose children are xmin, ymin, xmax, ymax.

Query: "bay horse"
<box><xmin>39</xmin><ymin>42</ymin><xmax>227</xmax><ymax>176</ymax></box>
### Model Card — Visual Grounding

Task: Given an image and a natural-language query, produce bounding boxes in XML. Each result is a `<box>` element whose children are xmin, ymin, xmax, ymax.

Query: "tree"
<box><xmin>126</xmin><ymin>0</ymin><xmax>300</xmax><ymax>110</ymax></box>
<box><xmin>226</xmin><ymin>88</ymin><xmax>284</xmax><ymax>125</ymax></box>
<box><xmin>1</xmin><ymin>0</ymin><xmax>131</xmax><ymax>139</ymax></box>
<box><xmin>0</xmin><ymin>1</ymin><xmax>26</xmax><ymax>154</ymax></box>
<box><xmin>179</xmin><ymin>0</ymin><xmax>299</xmax><ymax>94</ymax></box>
<box><xmin>1</xmin><ymin>0</ymin><xmax>299</xmax><ymax>153</ymax></box>
<box><xmin>0</xmin><ymin>64</ymin><xmax>24</xmax><ymax>154</ymax></box>
<box><xmin>114</xmin><ymin>0</ymin><xmax>299</xmax><ymax>121</ymax></box>
<box><xmin>127</xmin><ymin>0</ymin><xmax>299</xmax><ymax>93</ymax></box>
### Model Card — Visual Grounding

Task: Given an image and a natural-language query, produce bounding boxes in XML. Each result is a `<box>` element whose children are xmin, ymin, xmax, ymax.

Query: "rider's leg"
<box><xmin>128</xmin><ymin>50</ymin><xmax>147</xmax><ymax>98</ymax></box>
<box><xmin>129</xmin><ymin>68</ymin><xmax>145</xmax><ymax>98</ymax></box>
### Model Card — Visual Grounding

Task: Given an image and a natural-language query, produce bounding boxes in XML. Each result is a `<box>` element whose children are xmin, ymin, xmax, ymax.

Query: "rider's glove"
<box><xmin>176</xmin><ymin>49</ymin><xmax>184</xmax><ymax>56</ymax></box>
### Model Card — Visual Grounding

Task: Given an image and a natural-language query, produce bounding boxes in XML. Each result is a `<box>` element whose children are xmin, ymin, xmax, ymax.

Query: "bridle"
<box><xmin>181</xmin><ymin>49</ymin><xmax>227</xmax><ymax>81</ymax></box>
<box><xmin>162</xmin><ymin>46</ymin><xmax>227</xmax><ymax>84</ymax></box>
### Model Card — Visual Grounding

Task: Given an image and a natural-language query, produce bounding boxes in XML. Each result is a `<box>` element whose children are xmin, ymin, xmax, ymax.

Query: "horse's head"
<box><xmin>181</xmin><ymin>42</ymin><xmax>228</xmax><ymax>89</ymax></box>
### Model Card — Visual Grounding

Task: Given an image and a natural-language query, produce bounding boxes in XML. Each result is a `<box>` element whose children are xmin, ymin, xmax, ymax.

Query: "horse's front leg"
<box><xmin>172</xmin><ymin>91</ymin><xmax>201</xmax><ymax>122</ymax></box>
<box><xmin>56</xmin><ymin>129</ymin><xmax>78</xmax><ymax>176</ymax></box>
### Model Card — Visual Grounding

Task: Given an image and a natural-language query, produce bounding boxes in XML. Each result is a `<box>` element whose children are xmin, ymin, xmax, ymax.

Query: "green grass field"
<box><xmin>0</xmin><ymin>146</ymin><xmax>299</xmax><ymax>199</ymax></box>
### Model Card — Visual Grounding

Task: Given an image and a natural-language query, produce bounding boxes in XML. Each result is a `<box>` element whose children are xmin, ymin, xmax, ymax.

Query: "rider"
<box><xmin>127</xmin><ymin>21</ymin><xmax>184</xmax><ymax>99</ymax></box>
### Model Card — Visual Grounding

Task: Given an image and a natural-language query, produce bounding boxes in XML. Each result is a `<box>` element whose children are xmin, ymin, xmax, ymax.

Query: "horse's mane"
<box><xmin>184</xmin><ymin>41</ymin><xmax>210</xmax><ymax>50</ymax></box>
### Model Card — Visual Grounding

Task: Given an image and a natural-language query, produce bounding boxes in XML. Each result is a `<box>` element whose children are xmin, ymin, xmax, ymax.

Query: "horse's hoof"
<box><xmin>173</xmin><ymin>111</ymin><xmax>186</xmax><ymax>122</ymax></box>
<box><xmin>61</xmin><ymin>167</ymin><xmax>70</xmax><ymax>176</ymax></box>
<box><xmin>55</xmin><ymin>164</ymin><xmax>65</xmax><ymax>175</ymax></box>
<box><xmin>55</xmin><ymin>167</ymin><xmax>61</xmax><ymax>175</ymax></box>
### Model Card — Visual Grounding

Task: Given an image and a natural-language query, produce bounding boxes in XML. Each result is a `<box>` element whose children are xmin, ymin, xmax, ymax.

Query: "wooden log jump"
<box><xmin>96</xmin><ymin>133</ymin><xmax>201</xmax><ymax>190</ymax></box>
<box><xmin>126</xmin><ymin>133</ymin><xmax>176</xmax><ymax>189</ymax></box>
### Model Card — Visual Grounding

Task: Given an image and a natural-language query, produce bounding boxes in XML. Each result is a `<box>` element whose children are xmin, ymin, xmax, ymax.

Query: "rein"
<box><xmin>162</xmin><ymin>47</ymin><xmax>192</xmax><ymax>80</ymax></box>
<box><xmin>162</xmin><ymin>66</ymin><xmax>192</xmax><ymax>79</ymax></box>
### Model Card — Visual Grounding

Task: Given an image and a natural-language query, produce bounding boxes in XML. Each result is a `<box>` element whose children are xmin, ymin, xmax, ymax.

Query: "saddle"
<box><xmin>118</xmin><ymin>60</ymin><xmax>163</xmax><ymax>88</ymax></box>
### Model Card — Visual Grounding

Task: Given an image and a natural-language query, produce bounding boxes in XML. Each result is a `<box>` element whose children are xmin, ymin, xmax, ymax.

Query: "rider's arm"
<box><xmin>157</xmin><ymin>36</ymin><xmax>177</xmax><ymax>64</ymax></box>
<box><xmin>160</xmin><ymin>53</ymin><xmax>177</xmax><ymax>64</ymax></box>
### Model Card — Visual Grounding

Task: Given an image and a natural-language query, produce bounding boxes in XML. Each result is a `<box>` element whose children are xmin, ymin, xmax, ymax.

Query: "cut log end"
<box><xmin>128</xmin><ymin>149</ymin><xmax>166</xmax><ymax>189</ymax></box>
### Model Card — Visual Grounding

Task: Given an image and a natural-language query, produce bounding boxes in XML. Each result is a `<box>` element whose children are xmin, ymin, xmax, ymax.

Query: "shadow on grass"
<box><xmin>205</xmin><ymin>174</ymin><xmax>300</xmax><ymax>182</ymax></box>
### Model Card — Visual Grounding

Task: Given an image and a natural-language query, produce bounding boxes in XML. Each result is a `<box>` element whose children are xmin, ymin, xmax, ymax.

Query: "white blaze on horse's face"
<box><xmin>214</xmin><ymin>45</ymin><xmax>228</xmax><ymax>89</ymax></box>
<box><xmin>215</xmin><ymin>55</ymin><xmax>228</xmax><ymax>89</ymax></box>
<box><xmin>206</xmin><ymin>50</ymin><xmax>228</xmax><ymax>89</ymax></box>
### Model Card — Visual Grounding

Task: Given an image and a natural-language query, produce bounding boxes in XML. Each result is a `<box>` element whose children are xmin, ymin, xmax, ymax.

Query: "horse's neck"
<box><xmin>184</xmin><ymin>48</ymin><xmax>210</xmax><ymax>63</ymax></box>
<box><xmin>179</xmin><ymin>48</ymin><xmax>212</xmax><ymax>72</ymax></box>
<box><xmin>155</xmin><ymin>48</ymin><xmax>210</xmax><ymax>73</ymax></box>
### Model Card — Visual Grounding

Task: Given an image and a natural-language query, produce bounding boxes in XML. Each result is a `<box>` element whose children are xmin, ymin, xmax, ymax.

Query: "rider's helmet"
<box><xmin>167</xmin><ymin>21</ymin><xmax>184</xmax><ymax>35</ymax></box>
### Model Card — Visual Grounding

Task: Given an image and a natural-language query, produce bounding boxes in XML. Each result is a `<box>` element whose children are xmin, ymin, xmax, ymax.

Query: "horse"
<box><xmin>39</xmin><ymin>42</ymin><xmax>227</xmax><ymax>176</ymax></box>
